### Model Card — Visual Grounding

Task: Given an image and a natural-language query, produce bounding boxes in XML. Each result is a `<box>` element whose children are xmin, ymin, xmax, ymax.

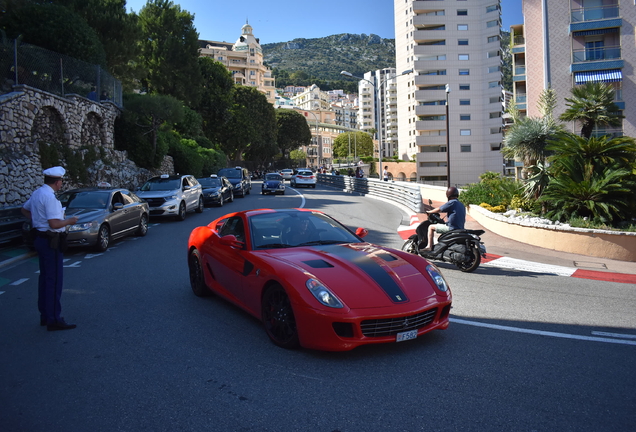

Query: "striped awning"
<box><xmin>574</xmin><ymin>69</ymin><xmax>622</xmax><ymax>84</ymax></box>
<box><xmin>573</xmin><ymin>28</ymin><xmax>618</xmax><ymax>37</ymax></box>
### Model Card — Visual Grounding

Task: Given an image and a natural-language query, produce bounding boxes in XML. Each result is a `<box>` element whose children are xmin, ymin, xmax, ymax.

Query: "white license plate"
<box><xmin>396</xmin><ymin>329</ymin><xmax>418</xmax><ymax>342</ymax></box>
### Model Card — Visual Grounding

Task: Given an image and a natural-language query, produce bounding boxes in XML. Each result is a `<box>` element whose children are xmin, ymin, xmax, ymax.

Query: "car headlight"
<box><xmin>426</xmin><ymin>264</ymin><xmax>449</xmax><ymax>292</ymax></box>
<box><xmin>233</xmin><ymin>184</ymin><xmax>241</xmax><ymax>190</ymax></box>
<box><xmin>68</xmin><ymin>221</ymin><xmax>99</xmax><ymax>232</ymax></box>
<box><xmin>306</xmin><ymin>278</ymin><xmax>343</xmax><ymax>308</ymax></box>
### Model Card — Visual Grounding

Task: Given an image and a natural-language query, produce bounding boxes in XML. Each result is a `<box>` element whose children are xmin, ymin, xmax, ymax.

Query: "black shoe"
<box><xmin>47</xmin><ymin>320</ymin><xmax>77</xmax><ymax>331</ymax></box>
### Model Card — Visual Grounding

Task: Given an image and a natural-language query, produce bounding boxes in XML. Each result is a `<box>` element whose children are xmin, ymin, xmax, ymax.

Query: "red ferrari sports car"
<box><xmin>187</xmin><ymin>208</ymin><xmax>452</xmax><ymax>351</ymax></box>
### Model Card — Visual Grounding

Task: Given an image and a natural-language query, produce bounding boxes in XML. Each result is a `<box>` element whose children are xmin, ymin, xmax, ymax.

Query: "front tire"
<box><xmin>189</xmin><ymin>249</ymin><xmax>211</xmax><ymax>297</ymax></box>
<box><xmin>401</xmin><ymin>238</ymin><xmax>418</xmax><ymax>255</ymax></box>
<box><xmin>176</xmin><ymin>201</ymin><xmax>186</xmax><ymax>221</ymax></box>
<box><xmin>95</xmin><ymin>224</ymin><xmax>110</xmax><ymax>252</ymax></box>
<box><xmin>261</xmin><ymin>284</ymin><xmax>299</xmax><ymax>349</ymax></box>
<box><xmin>456</xmin><ymin>245</ymin><xmax>481</xmax><ymax>273</ymax></box>
<box><xmin>229</xmin><ymin>191</ymin><xmax>234</xmax><ymax>202</ymax></box>
<box><xmin>218</xmin><ymin>195</ymin><xmax>224</xmax><ymax>207</ymax></box>
<box><xmin>195</xmin><ymin>196</ymin><xmax>204</xmax><ymax>213</ymax></box>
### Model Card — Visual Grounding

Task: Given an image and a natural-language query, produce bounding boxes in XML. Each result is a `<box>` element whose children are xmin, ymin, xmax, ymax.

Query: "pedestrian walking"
<box><xmin>383</xmin><ymin>166</ymin><xmax>389</xmax><ymax>181</ymax></box>
<box><xmin>21</xmin><ymin>166</ymin><xmax>79</xmax><ymax>331</ymax></box>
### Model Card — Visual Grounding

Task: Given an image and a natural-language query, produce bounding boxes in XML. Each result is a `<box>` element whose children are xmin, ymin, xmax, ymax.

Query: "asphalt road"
<box><xmin>0</xmin><ymin>183</ymin><xmax>634</xmax><ymax>431</ymax></box>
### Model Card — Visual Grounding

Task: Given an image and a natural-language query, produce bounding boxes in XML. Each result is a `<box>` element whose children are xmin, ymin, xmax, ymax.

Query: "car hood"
<box><xmin>267</xmin><ymin>243</ymin><xmax>436</xmax><ymax>309</ymax></box>
<box><xmin>201</xmin><ymin>187</ymin><xmax>221</xmax><ymax>193</ymax></box>
<box><xmin>136</xmin><ymin>190</ymin><xmax>178</xmax><ymax>199</ymax></box>
<box><xmin>65</xmin><ymin>208</ymin><xmax>107</xmax><ymax>222</ymax></box>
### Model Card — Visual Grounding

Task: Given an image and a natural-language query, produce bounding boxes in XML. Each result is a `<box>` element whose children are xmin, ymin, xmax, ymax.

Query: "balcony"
<box><xmin>513</xmin><ymin>36</ymin><xmax>525</xmax><ymax>46</ymax></box>
<box><xmin>572</xmin><ymin>46</ymin><xmax>620</xmax><ymax>63</ymax></box>
<box><xmin>571</xmin><ymin>5</ymin><xmax>619</xmax><ymax>23</ymax></box>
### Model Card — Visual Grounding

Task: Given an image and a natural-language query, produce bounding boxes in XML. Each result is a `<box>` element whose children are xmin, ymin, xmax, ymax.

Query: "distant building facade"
<box><xmin>198</xmin><ymin>23</ymin><xmax>276</xmax><ymax>104</ymax></box>
<box><xmin>394</xmin><ymin>0</ymin><xmax>504</xmax><ymax>186</ymax></box>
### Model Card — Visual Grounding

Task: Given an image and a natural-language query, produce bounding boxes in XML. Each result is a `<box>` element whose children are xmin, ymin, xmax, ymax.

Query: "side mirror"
<box><xmin>183</xmin><ymin>185</ymin><xmax>191</xmax><ymax>191</ymax></box>
<box><xmin>219</xmin><ymin>234</ymin><xmax>244</xmax><ymax>249</ymax></box>
<box><xmin>428</xmin><ymin>199</ymin><xmax>433</xmax><ymax>205</ymax></box>
<box><xmin>113</xmin><ymin>203</ymin><xmax>124</xmax><ymax>211</ymax></box>
<box><xmin>355</xmin><ymin>227</ymin><xmax>368</xmax><ymax>238</ymax></box>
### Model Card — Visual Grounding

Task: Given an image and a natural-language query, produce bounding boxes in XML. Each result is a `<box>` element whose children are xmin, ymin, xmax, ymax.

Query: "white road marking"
<box><xmin>10</xmin><ymin>278</ymin><xmax>28</xmax><ymax>286</ymax></box>
<box><xmin>84</xmin><ymin>253</ymin><xmax>103</xmax><ymax>259</ymax></box>
<box><xmin>64</xmin><ymin>261</ymin><xmax>82</xmax><ymax>268</ymax></box>
<box><xmin>592</xmin><ymin>331</ymin><xmax>636</xmax><ymax>340</ymax></box>
<box><xmin>0</xmin><ymin>291</ymin><xmax>4</xmax><ymax>295</ymax></box>
<box><xmin>450</xmin><ymin>317</ymin><xmax>636</xmax><ymax>346</ymax></box>
<box><xmin>482</xmin><ymin>256</ymin><xmax>577</xmax><ymax>277</ymax></box>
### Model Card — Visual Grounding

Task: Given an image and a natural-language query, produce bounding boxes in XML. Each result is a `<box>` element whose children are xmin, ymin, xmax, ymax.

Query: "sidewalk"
<box><xmin>399</xmin><ymin>201</ymin><xmax>636</xmax><ymax>284</ymax></box>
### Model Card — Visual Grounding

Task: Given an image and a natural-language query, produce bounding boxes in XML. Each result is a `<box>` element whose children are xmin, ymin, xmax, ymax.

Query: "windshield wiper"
<box><xmin>257</xmin><ymin>243</ymin><xmax>294</xmax><ymax>249</ymax></box>
<box><xmin>297</xmin><ymin>240</ymin><xmax>347</xmax><ymax>246</ymax></box>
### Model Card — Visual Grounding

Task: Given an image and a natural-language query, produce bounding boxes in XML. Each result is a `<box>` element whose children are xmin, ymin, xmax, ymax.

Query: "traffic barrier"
<box><xmin>317</xmin><ymin>174</ymin><xmax>423</xmax><ymax>213</ymax></box>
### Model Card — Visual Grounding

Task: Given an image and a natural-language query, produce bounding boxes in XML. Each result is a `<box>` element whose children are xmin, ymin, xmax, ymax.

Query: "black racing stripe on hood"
<box><xmin>323</xmin><ymin>245</ymin><xmax>408</xmax><ymax>303</ymax></box>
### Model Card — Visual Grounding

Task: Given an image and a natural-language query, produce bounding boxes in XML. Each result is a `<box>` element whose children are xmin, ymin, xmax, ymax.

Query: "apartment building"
<box><xmin>514</xmin><ymin>0</ymin><xmax>634</xmax><ymax>138</ymax></box>
<box><xmin>198</xmin><ymin>23</ymin><xmax>276</xmax><ymax>104</ymax></box>
<box><xmin>394</xmin><ymin>0</ymin><xmax>504</xmax><ymax>186</ymax></box>
<box><xmin>290</xmin><ymin>84</ymin><xmax>331</xmax><ymax>111</ymax></box>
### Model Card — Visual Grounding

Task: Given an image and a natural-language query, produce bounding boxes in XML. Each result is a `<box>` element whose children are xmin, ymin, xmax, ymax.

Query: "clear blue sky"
<box><xmin>126</xmin><ymin>0</ymin><xmax>523</xmax><ymax>44</ymax></box>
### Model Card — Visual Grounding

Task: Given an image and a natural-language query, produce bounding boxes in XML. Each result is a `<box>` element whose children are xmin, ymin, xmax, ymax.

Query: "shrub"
<box><xmin>479</xmin><ymin>203</ymin><xmax>506</xmax><ymax>213</ymax></box>
<box><xmin>460</xmin><ymin>172</ymin><xmax>524</xmax><ymax>208</ymax></box>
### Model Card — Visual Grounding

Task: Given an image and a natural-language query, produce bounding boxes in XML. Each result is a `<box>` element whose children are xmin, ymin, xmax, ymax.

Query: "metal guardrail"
<box><xmin>317</xmin><ymin>174</ymin><xmax>423</xmax><ymax>213</ymax></box>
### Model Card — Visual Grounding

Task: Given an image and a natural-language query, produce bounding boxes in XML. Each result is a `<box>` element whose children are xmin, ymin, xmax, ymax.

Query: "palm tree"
<box><xmin>502</xmin><ymin>115</ymin><xmax>562</xmax><ymax>177</ymax></box>
<box><xmin>559</xmin><ymin>82</ymin><xmax>623</xmax><ymax>138</ymax></box>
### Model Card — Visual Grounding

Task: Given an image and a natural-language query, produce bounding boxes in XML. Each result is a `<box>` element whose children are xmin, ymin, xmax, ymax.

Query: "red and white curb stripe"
<box><xmin>398</xmin><ymin>216</ymin><xmax>636</xmax><ymax>285</ymax></box>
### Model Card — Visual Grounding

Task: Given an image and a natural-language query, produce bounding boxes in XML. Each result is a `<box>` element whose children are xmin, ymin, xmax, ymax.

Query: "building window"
<box><xmin>459</xmin><ymin>69</ymin><xmax>470</xmax><ymax>75</ymax></box>
<box><xmin>459</xmin><ymin>84</ymin><xmax>470</xmax><ymax>90</ymax></box>
<box><xmin>488</xmin><ymin>81</ymin><xmax>500</xmax><ymax>88</ymax></box>
<box><xmin>460</xmin><ymin>114</ymin><xmax>471</xmax><ymax>120</ymax></box>
<box><xmin>460</xmin><ymin>129</ymin><xmax>471</xmax><ymax>136</ymax></box>
<box><xmin>486</xmin><ymin>4</ymin><xmax>498</xmax><ymax>13</ymax></box>
<box><xmin>489</xmin><ymin>112</ymin><xmax>501</xmax><ymax>118</ymax></box>
<box><xmin>460</xmin><ymin>145</ymin><xmax>472</xmax><ymax>152</ymax></box>
<box><xmin>490</xmin><ymin>143</ymin><xmax>502</xmax><ymax>151</ymax></box>
<box><xmin>458</xmin><ymin>39</ymin><xmax>469</xmax><ymax>45</ymax></box>
<box><xmin>487</xmin><ymin>35</ymin><xmax>500</xmax><ymax>43</ymax></box>
<box><xmin>487</xmin><ymin>50</ymin><xmax>500</xmax><ymax>58</ymax></box>
<box><xmin>458</xmin><ymin>24</ymin><xmax>468</xmax><ymax>31</ymax></box>
<box><xmin>459</xmin><ymin>54</ymin><xmax>469</xmax><ymax>60</ymax></box>
<box><xmin>488</xmin><ymin>66</ymin><xmax>501</xmax><ymax>73</ymax></box>
<box><xmin>489</xmin><ymin>96</ymin><xmax>501</xmax><ymax>103</ymax></box>
<box><xmin>459</xmin><ymin>99</ymin><xmax>470</xmax><ymax>105</ymax></box>
<box><xmin>487</xmin><ymin>20</ymin><xmax>499</xmax><ymax>28</ymax></box>
<box><xmin>457</xmin><ymin>9</ymin><xmax>468</xmax><ymax>15</ymax></box>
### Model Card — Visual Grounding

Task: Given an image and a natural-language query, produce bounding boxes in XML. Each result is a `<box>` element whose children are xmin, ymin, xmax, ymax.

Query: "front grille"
<box><xmin>361</xmin><ymin>308</ymin><xmax>438</xmax><ymax>337</ymax></box>
<box><xmin>144</xmin><ymin>197</ymin><xmax>166</xmax><ymax>207</ymax></box>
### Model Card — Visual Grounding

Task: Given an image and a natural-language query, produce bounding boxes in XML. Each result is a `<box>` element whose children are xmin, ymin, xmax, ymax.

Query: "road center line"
<box><xmin>592</xmin><ymin>331</ymin><xmax>636</xmax><ymax>340</ymax></box>
<box><xmin>450</xmin><ymin>317</ymin><xmax>636</xmax><ymax>346</ymax></box>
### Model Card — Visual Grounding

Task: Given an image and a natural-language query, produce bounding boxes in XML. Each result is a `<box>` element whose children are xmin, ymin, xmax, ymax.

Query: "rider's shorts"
<box><xmin>435</xmin><ymin>225</ymin><xmax>450</xmax><ymax>234</ymax></box>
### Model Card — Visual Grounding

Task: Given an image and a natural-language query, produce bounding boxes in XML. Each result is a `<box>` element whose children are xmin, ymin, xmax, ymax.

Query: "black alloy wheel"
<box><xmin>195</xmin><ymin>196</ymin><xmax>204</xmax><ymax>213</ymax></box>
<box><xmin>261</xmin><ymin>284</ymin><xmax>299</xmax><ymax>349</ymax></box>
<box><xmin>188</xmin><ymin>249</ymin><xmax>211</xmax><ymax>297</ymax></box>
<box><xmin>95</xmin><ymin>224</ymin><xmax>110</xmax><ymax>251</ymax></box>
<box><xmin>401</xmin><ymin>238</ymin><xmax>418</xmax><ymax>255</ymax></box>
<box><xmin>218</xmin><ymin>194</ymin><xmax>224</xmax><ymax>207</ymax></box>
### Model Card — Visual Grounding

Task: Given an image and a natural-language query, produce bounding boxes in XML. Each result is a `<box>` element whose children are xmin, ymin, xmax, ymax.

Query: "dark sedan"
<box><xmin>58</xmin><ymin>187</ymin><xmax>149</xmax><ymax>251</ymax></box>
<box><xmin>197</xmin><ymin>175</ymin><xmax>234</xmax><ymax>206</ymax></box>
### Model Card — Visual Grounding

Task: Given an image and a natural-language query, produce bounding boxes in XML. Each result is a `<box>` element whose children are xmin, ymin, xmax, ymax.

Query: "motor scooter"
<box><xmin>402</xmin><ymin>202</ymin><xmax>486</xmax><ymax>272</ymax></box>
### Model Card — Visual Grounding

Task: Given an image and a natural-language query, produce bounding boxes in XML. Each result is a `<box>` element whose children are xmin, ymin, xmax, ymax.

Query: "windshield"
<box><xmin>198</xmin><ymin>178</ymin><xmax>221</xmax><ymax>187</ymax></box>
<box><xmin>265</xmin><ymin>174</ymin><xmax>282</xmax><ymax>181</ymax></box>
<box><xmin>59</xmin><ymin>191</ymin><xmax>110</xmax><ymax>209</ymax></box>
<box><xmin>140</xmin><ymin>178</ymin><xmax>180</xmax><ymax>191</ymax></box>
<box><xmin>250</xmin><ymin>211</ymin><xmax>360</xmax><ymax>249</ymax></box>
<box><xmin>218</xmin><ymin>169</ymin><xmax>241</xmax><ymax>179</ymax></box>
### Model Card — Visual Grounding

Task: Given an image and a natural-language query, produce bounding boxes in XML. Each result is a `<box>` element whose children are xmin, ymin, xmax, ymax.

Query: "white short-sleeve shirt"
<box><xmin>23</xmin><ymin>184</ymin><xmax>65</xmax><ymax>233</ymax></box>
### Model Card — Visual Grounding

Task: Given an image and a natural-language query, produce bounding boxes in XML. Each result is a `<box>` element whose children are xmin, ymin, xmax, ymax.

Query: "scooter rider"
<box><xmin>422</xmin><ymin>186</ymin><xmax>466</xmax><ymax>251</ymax></box>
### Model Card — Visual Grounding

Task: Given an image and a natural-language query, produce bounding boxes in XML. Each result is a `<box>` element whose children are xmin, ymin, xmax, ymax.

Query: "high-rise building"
<box><xmin>394</xmin><ymin>0</ymin><xmax>504</xmax><ymax>186</ymax></box>
<box><xmin>198</xmin><ymin>23</ymin><xmax>276</xmax><ymax>104</ymax></box>
<box><xmin>516</xmin><ymin>0</ymin><xmax>634</xmax><ymax>138</ymax></box>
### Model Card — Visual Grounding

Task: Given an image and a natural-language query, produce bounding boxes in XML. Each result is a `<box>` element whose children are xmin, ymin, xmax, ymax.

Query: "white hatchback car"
<box><xmin>290</xmin><ymin>169</ymin><xmax>317</xmax><ymax>188</ymax></box>
<box><xmin>280</xmin><ymin>169</ymin><xmax>294</xmax><ymax>180</ymax></box>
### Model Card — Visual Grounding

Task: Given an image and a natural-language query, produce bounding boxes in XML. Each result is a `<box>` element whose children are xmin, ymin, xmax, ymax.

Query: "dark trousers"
<box><xmin>34</xmin><ymin>236</ymin><xmax>64</xmax><ymax>324</ymax></box>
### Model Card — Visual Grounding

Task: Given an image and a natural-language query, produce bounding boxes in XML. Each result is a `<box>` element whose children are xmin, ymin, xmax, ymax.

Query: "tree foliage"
<box><xmin>275</xmin><ymin>109</ymin><xmax>312</xmax><ymax>160</ymax></box>
<box><xmin>333</xmin><ymin>132</ymin><xmax>374</xmax><ymax>158</ymax></box>
<box><xmin>138</xmin><ymin>0</ymin><xmax>202</xmax><ymax>106</ymax></box>
<box><xmin>196</xmin><ymin>57</ymin><xmax>234</xmax><ymax>144</ymax></box>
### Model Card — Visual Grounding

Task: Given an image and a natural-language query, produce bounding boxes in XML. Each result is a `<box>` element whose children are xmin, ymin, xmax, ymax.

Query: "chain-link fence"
<box><xmin>0</xmin><ymin>39</ymin><xmax>122</xmax><ymax>107</ymax></box>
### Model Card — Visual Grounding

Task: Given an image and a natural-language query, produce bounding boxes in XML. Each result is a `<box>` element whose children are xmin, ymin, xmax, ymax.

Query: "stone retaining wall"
<box><xmin>0</xmin><ymin>85</ymin><xmax>173</xmax><ymax>207</ymax></box>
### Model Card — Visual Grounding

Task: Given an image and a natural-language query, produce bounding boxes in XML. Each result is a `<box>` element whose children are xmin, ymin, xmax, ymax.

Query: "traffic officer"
<box><xmin>21</xmin><ymin>166</ymin><xmax>79</xmax><ymax>331</ymax></box>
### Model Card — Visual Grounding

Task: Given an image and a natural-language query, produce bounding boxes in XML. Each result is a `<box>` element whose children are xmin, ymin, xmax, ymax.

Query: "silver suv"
<box><xmin>136</xmin><ymin>174</ymin><xmax>203</xmax><ymax>221</ymax></box>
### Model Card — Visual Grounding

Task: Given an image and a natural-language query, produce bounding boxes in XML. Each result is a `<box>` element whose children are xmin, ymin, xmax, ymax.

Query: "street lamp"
<box><xmin>341</xmin><ymin>68</ymin><xmax>413</xmax><ymax>179</ymax></box>
<box><xmin>445</xmin><ymin>84</ymin><xmax>451</xmax><ymax>187</ymax></box>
